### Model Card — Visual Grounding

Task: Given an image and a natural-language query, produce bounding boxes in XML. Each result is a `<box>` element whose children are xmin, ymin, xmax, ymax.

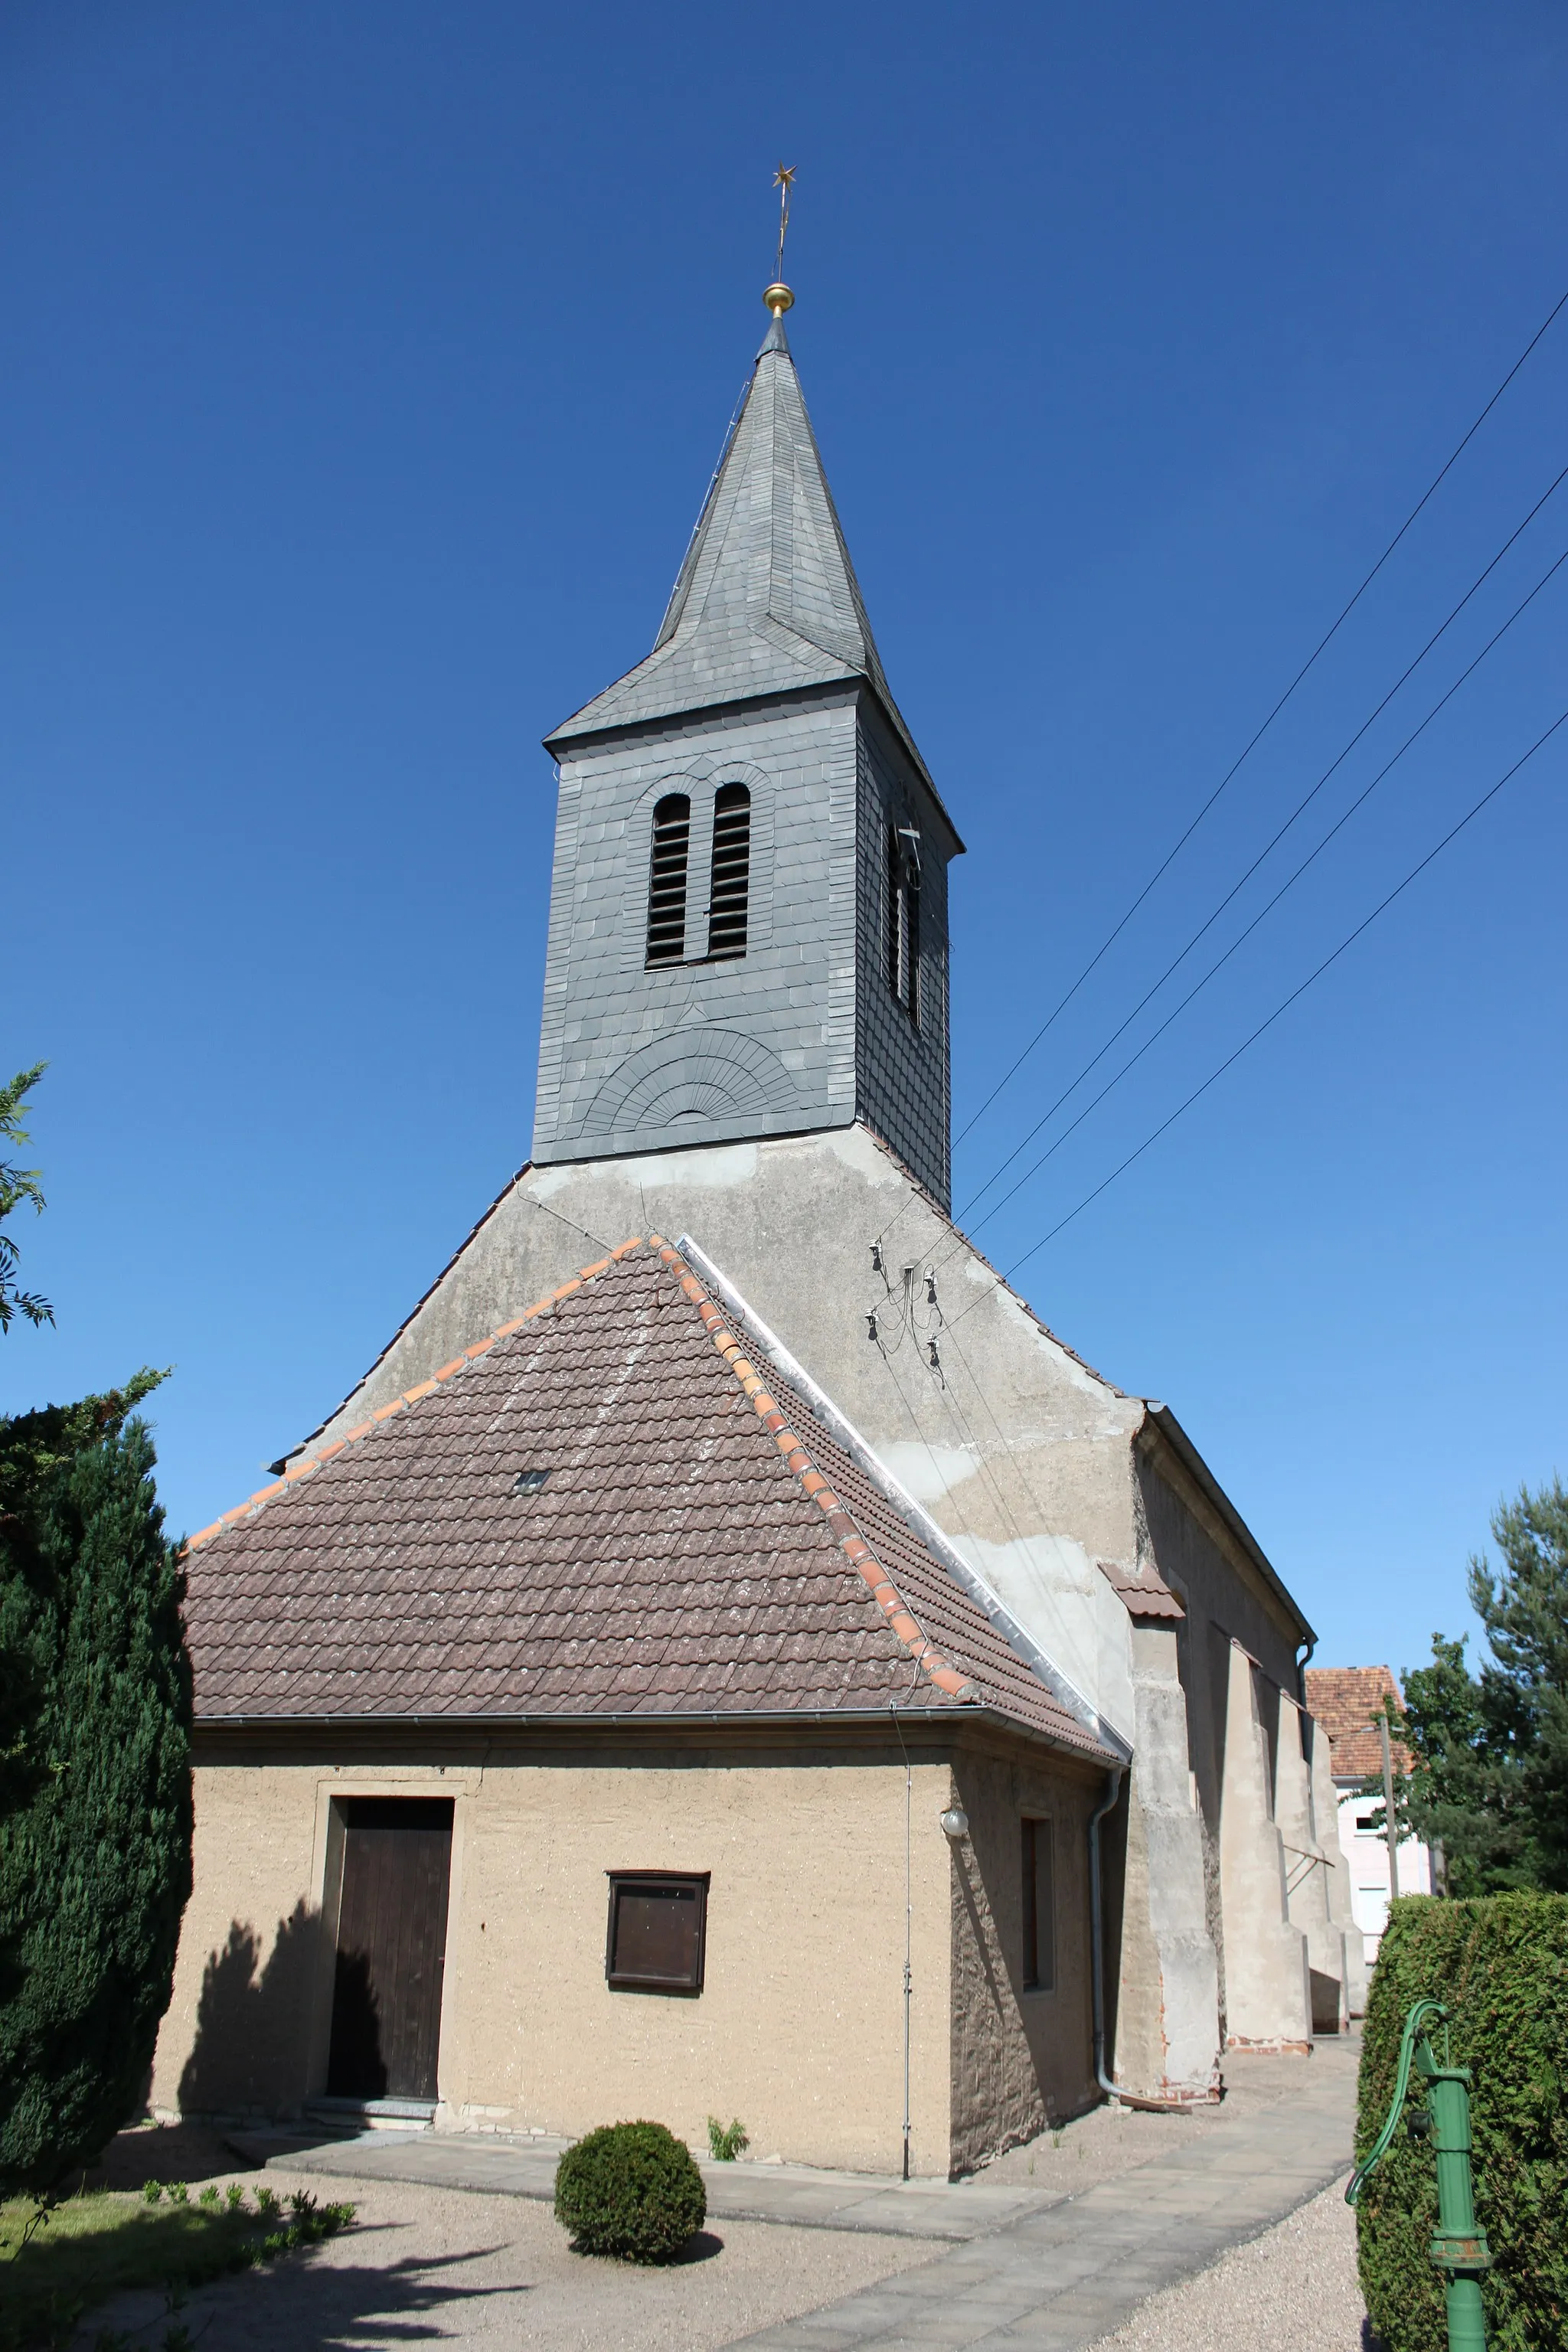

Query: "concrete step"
<box><xmin>302</xmin><ymin>2096</ymin><xmax>435</xmax><ymax>2136</ymax></box>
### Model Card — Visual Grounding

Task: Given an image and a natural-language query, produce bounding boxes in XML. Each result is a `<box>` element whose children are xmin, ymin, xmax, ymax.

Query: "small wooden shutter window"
<box><xmin>605</xmin><ymin>1870</ymin><xmax>710</xmax><ymax>1994</ymax></box>
<box><xmin>1021</xmin><ymin>1816</ymin><xmax>1056</xmax><ymax>1992</ymax></box>
<box><xmin>646</xmin><ymin>794</ymin><xmax>691</xmax><ymax>965</ymax></box>
<box><xmin>707</xmin><ymin>784</ymin><xmax>751</xmax><ymax>959</ymax></box>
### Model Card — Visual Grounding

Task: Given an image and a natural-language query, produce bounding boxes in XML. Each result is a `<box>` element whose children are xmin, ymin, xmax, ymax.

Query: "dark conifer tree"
<box><xmin>0</xmin><ymin>1381</ymin><xmax>193</xmax><ymax>2193</ymax></box>
<box><xmin>1393</xmin><ymin>1475</ymin><xmax>1568</xmax><ymax>1896</ymax></box>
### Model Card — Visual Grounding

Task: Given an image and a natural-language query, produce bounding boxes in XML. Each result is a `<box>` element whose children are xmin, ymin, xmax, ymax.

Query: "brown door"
<box><xmin>327</xmin><ymin>1798</ymin><xmax>453</xmax><ymax>2100</ymax></box>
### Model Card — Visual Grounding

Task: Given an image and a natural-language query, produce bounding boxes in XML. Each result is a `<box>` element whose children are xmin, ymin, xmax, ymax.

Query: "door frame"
<box><xmin>304</xmin><ymin>1775</ymin><xmax>466</xmax><ymax>2107</ymax></box>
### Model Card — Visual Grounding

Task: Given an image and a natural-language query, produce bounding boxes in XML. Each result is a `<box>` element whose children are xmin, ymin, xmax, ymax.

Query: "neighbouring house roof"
<box><xmin>542</xmin><ymin>313</ymin><xmax>956</xmax><ymax>838</ymax></box>
<box><xmin>184</xmin><ymin>1237</ymin><xmax>1112</xmax><ymax>1759</ymax></box>
<box><xmin>1304</xmin><ymin>1665</ymin><xmax>1411</xmax><ymax>1779</ymax></box>
<box><xmin>1096</xmin><ymin>1558</ymin><xmax>1186</xmax><ymax>1622</ymax></box>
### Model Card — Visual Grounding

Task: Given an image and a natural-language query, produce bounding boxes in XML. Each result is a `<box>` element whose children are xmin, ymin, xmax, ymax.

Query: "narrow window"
<box><xmin>605</xmin><ymin>1870</ymin><xmax>709</xmax><ymax>1995</ymax></box>
<box><xmin>1021</xmin><ymin>1817</ymin><xmax>1056</xmax><ymax>1992</ymax></box>
<box><xmin>887</xmin><ymin>824</ymin><xmax>920</xmax><ymax>1024</ymax></box>
<box><xmin>646</xmin><ymin>794</ymin><xmax>691</xmax><ymax>966</ymax></box>
<box><xmin>707</xmin><ymin>783</ymin><xmax>751</xmax><ymax>959</ymax></box>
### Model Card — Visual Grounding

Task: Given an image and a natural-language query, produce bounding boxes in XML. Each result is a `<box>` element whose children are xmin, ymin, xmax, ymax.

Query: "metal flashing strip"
<box><xmin>676</xmin><ymin>1233</ymin><xmax>1128</xmax><ymax>1761</ymax></box>
<box><xmin>193</xmin><ymin>1706</ymin><xmax>989</xmax><ymax>1736</ymax></box>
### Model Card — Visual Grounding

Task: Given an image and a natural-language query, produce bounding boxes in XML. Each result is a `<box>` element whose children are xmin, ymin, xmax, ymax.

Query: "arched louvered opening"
<box><xmin>707</xmin><ymin>783</ymin><xmax>752</xmax><ymax>959</ymax></box>
<box><xmin>645</xmin><ymin>794</ymin><xmax>691</xmax><ymax>965</ymax></box>
<box><xmin>887</xmin><ymin>823</ymin><xmax>920</xmax><ymax>1024</ymax></box>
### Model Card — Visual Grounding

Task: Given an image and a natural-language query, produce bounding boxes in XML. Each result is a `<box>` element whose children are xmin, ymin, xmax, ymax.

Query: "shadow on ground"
<box><xmin>98</xmin><ymin>2225</ymin><xmax>730</xmax><ymax>2350</ymax></box>
<box><xmin>87</xmin><ymin>2237</ymin><xmax>512</xmax><ymax>2351</ymax></box>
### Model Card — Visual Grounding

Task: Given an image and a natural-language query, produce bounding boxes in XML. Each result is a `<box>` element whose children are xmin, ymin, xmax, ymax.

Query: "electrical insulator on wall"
<box><xmin>870</xmin><ymin>1241</ymin><xmax>884</xmax><ymax>1274</ymax></box>
<box><xmin>928</xmin><ymin>1339</ymin><xmax>940</xmax><ymax>1369</ymax></box>
<box><xmin>866</xmin><ymin>1311</ymin><xmax>879</xmax><ymax>1341</ymax></box>
<box><xmin>925</xmin><ymin>1272</ymin><xmax>937</xmax><ymax>1304</ymax></box>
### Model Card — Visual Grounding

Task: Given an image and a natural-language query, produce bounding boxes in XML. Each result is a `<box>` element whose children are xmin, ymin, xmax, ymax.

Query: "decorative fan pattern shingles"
<box><xmin>184</xmin><ymin>1240</ymin><xmax>1106</xmax><ymax>1759</ymax></box>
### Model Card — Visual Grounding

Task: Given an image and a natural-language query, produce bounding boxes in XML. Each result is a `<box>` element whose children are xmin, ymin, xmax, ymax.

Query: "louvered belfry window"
<box><xmin>706</xmin><ymin>783</ymin><xmax>752</xmax><ymax>959</ymax></box>
<box><xmin>645</xmin><ymin>793</ymin><xmax>691</xmax><ymax>965</ymax></box>
<box><xmin>887</xmin><ymin>825</ymin><xmax>920</xmax><ymax>1023</ymax></box>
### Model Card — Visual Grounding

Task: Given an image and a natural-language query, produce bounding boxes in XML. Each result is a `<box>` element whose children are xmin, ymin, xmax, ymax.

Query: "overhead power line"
<box><xmin>942</xmin><ymin>706</ymin><xmax>1568</xmax><ymax>1324</ymax></box>
<box><xmin>943</xmin><ymin>541</ymin><xmax>1568</xmax><ymax>1251</ymax></box>
<box><xmin>953</xmin><ymin>484</ymin><xmax>1568</xmax><ymax>1232</ymax></box>
<box><xmin>947</xmin><ymin>276</ymin><xmax>1568</xmax><ymax>1161</ymax></box>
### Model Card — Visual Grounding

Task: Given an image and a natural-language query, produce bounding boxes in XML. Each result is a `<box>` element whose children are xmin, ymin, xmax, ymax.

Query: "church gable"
<box><xmin>184</xmin><ymin>1237</ymin><xmax>1107</xmax><ymax>1759</ymax></box>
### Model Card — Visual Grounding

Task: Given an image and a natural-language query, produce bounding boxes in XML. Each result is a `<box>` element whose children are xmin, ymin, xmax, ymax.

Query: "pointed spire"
<box><xmin>545</xmin><ymin>295</ymin><xmax>926</xmax><ymax>778</ymax></box>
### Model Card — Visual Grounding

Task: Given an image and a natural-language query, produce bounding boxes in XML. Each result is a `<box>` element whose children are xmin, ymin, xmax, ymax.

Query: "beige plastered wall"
<box><xmin>948</xmin><ymin>1745</ymin><xmax>1100</xmax><ymax>2173</ymax></box>
<box><xmin>153</xmin><ymin>1740</ymin><xmax>962</xmax><ymax>2176</ymax></box>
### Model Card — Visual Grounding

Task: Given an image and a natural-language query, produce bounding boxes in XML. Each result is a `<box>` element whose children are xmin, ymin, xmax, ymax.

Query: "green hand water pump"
<box><xmin>1346</xmin><ymin>1998</ymin><xmax>1492</xmax><ymax>2352</ymax></box>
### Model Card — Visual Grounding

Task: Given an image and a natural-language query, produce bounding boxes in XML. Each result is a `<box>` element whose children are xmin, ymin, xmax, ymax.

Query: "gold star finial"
<box><xmin>765</xmin><ymin>164</ymin><xmax>796</xmax><ymax>317</ymax></box>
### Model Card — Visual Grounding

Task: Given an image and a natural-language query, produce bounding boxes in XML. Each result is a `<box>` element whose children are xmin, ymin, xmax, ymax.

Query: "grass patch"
<box><xmin>0</xmin><ymin>2181</ymin><xmax>354</xmax><ymax>2351</ymax></box>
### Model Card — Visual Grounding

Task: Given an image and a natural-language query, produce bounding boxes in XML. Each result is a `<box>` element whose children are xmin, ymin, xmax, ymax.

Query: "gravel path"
<box><xmin>1086</xmin><ymin>2178</ymin><xmax>1370</xmax><ymax>2351</ymax></box>
<box><xmin>78</xmin><ymin>2165</ymin><xmax>936</xmax><ymax>2350</ymax></box>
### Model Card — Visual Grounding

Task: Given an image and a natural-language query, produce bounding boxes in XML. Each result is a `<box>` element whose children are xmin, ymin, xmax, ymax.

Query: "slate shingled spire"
<box><xmin>547</xmin><ymin>314</ymin><xmax>924</xmax><ymax>774</ymax></box>
<box><xmin>532</xmin><ymin>292</ymin><xmax>959</xmax><ymax>1202</ymax></box>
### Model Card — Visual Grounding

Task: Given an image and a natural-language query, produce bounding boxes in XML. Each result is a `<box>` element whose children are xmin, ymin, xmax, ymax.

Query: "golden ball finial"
<box><xmin>764</xmin><ymin>282</ymin><xmax>795</xmax><ymax>318</ymax></box>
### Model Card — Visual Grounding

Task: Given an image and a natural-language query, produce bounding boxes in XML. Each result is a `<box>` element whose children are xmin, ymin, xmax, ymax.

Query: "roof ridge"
<box><xmin>649</xmin><ymin>1235</ymin><xmax>978</xmax><ymax>1706</ymax></box>
<box><xmin>185</xmin><ymin>1236</ymin><xmax>648</xmax><ymax>1553</ymax></box>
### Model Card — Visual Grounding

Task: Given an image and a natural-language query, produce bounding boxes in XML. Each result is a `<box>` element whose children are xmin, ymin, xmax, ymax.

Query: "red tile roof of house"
<box><xmin>1304</xmin><ymin>1665</ymin><xmax>1411</xmax><ymax>1778</ymax></box>
<box><xmin>183</xmin><ymin>1237</ymin><xmax>1112</xmax><ymax>1758</ymax></box>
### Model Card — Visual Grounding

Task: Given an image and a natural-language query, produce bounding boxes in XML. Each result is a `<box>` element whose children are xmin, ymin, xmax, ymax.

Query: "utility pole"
<box><xmin>1380</xmin><ymin>1710</ymin><xmax>1401</xmax><ymax>1902</ymax></box>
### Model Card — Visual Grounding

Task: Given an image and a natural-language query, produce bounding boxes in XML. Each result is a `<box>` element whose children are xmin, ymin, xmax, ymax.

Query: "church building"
<box><xmin>152</xmin><ymin>278</ymin><xmax>1359</xmax><ymax>2175</ymax></box>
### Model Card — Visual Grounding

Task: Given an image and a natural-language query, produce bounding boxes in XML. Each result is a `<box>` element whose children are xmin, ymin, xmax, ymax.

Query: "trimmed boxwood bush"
<box><xmin>554</xmin><ymin>2120</ymin><xmax>706</xmax><ymax>2262</ymax></box>
<box><xmin>1354</xmin><ymin>1893</ymin><xmax>1567</xmax><ymax>2352</ymax></box>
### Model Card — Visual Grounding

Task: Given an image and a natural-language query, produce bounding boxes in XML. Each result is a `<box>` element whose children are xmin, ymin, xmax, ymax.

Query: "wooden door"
<box><xmin>327</xmin><ymin>1797</ymin><xmax>453</xmax><ymax>2100</ymax></box>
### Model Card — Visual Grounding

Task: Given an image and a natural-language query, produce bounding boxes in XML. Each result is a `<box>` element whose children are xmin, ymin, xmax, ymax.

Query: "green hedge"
<box><xmin>554</xmin><ymin>2121</ymin><xmax>706</xmax><ymax>2262</ymax></box>
<box><xmin>1354</xmin><ymin>1893</ymin><xmax>1567</xmax><ymax>2352</ymax></box>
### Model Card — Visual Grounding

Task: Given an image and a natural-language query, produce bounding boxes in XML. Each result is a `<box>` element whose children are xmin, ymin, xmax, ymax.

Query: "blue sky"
<box><xmin>4</xmin><ymin>0</ymin><xmax>1564</xmax><ymax>1679</ymax></box>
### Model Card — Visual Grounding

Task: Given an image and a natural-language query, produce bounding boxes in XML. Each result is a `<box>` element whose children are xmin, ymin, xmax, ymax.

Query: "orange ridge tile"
<box><xmin>184</xmin><ymin>1235</ymin><xmax>648</xmax><ymax>1554</ymax></box>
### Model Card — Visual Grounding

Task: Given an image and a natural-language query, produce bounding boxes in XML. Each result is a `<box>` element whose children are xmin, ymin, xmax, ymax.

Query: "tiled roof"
<box><xmin>544</xmin><ymin>315</ymin><xmax>936</xmax><ymax>800</ymax></box>
<box><xmin>184</xmin><ymin>1238</ymin><xmax>1109</xmax><ymax>1758</ymax></box>
<box><xmin>1096</xmin><ymin>1558</ymin><xmax>1186</xmax><ymax>1622</ymax></box>
<box><xmin>1304</xmin><ymin>1666</ymin><xmax>1411</xmax><ymax>1778</ymax></box>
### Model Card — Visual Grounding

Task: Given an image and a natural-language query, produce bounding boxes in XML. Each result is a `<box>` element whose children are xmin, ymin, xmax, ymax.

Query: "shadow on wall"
<box><xmin>179</xmin><ymin>1901</ymin><xmax>322</xmax><ymax>2118</ymax></box>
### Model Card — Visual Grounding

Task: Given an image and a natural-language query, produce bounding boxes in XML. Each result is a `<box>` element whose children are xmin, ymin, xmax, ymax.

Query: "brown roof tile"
<box><xmin>1095</xmin><ymin>1557</ymin><xmax>1186</xmax><ymax>1621</ymax></box>
<box><xmin>184</xmin><ymin>1239</ymin><xmax>1109</xmax><ymax>1759</ymax></box>
<box><xmin>1304</xmin><ymin>1665</ymin><xmax>1411</xmax><ymax>1777</ymax></box>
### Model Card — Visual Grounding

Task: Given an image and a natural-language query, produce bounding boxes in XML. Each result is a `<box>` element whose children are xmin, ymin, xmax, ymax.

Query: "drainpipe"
<box><xmin>1089</xmin><ymin>1766</ymin><xmax>1206</xmax><ymax>2113</ymax></box>
<box><xmin>902</xmin><ymin>1750</ymin><xmax>912</xmax><ymax>2180</ymax></box>
<box><xmin>890</xmin><ymin>1707</ymin><xmax>913</xmax><ymax>2179</ymax></box>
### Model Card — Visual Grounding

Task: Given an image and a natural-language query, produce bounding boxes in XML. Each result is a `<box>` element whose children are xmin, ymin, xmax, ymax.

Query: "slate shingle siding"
<box><xmin>533</xmin><ymin>688</ymin><xmax>955</xmax><ymax>1205</ymax></box>
<box><xmin>854</xmin><ymin>704</ymin><xmax>952</xmax><ymax>1207</ymax></box>
<box><xmin>533</xmin><ymin>690</ymin><xmax>861</xmax><ymax>1162</ymax></box>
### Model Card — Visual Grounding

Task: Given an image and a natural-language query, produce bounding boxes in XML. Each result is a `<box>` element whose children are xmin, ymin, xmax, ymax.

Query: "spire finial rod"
<box><xmin>765</xmin><ymin>163</ymin><xmax>796</xmax><ymax>318</ymax></box>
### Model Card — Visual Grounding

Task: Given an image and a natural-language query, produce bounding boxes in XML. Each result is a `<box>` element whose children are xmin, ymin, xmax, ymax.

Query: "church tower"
<box><xmin>533</xmin><ymin>293</ymin><xmax>963</xmax><ymax>1208</ymax></box>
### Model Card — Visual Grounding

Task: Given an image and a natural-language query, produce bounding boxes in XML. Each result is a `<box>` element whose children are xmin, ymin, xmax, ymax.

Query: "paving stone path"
<box><xmin>727</xmin><ymin>2053</ymin><xmax>1357</xmax><ymax>2349</ymax></box>
<box><xmin>240</xmin><ymin>2128</ymin><xmax>1051</xmax><ymax>2242</ymax></box>
<box><xmin>235</xmin><ymin>2039</ymin><xmax>1358</xmax><ymax>2349</ymax></box>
